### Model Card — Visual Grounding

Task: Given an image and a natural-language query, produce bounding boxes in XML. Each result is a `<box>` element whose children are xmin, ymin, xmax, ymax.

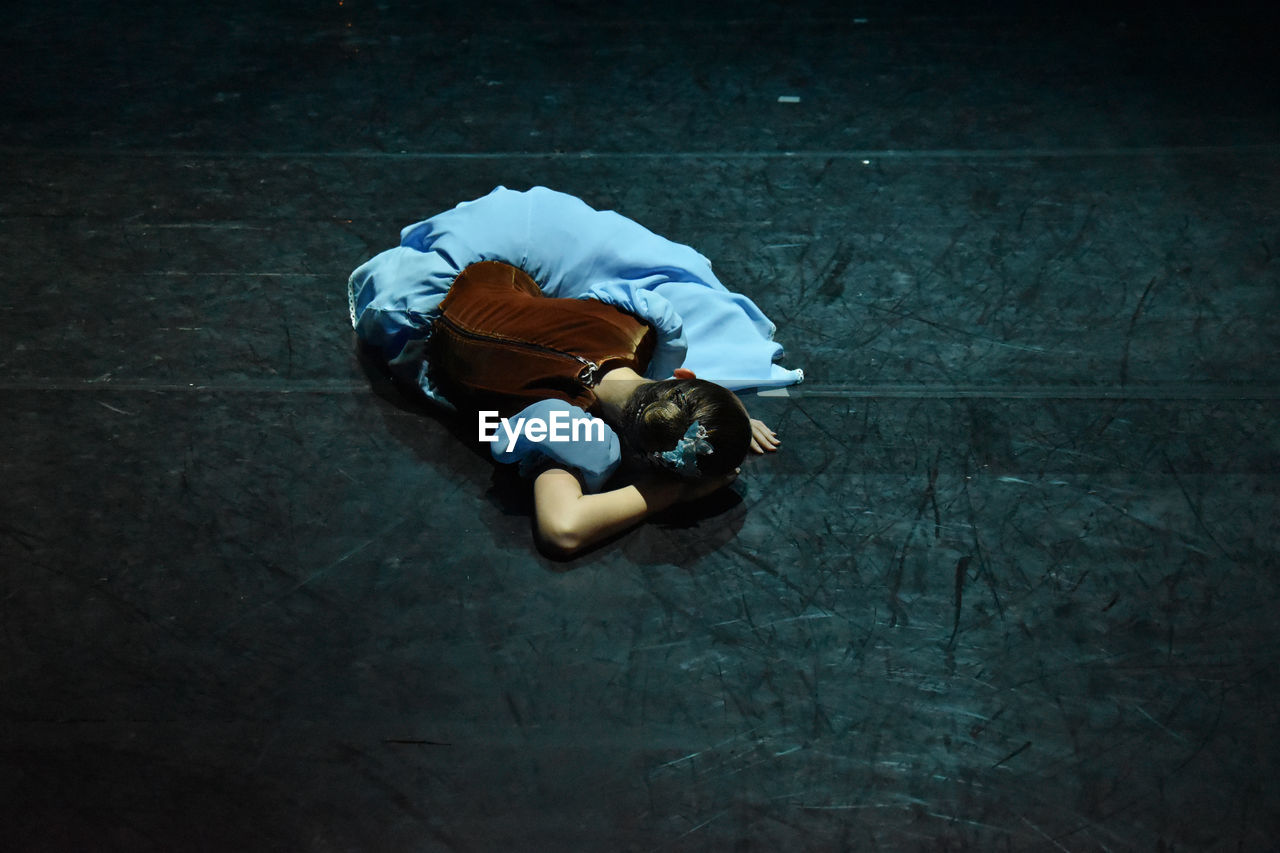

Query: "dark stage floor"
<box><xmin>2</xmin><ymin>1</ymin><xmax>1277</xmax><ymax>850</ymax></box>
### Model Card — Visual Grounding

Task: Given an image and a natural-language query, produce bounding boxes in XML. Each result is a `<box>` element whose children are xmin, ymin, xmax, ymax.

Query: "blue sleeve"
<box><xmin>484</xmin><ymin>399</ymin><xmax>621</xmax><ymax>493</ymax></box>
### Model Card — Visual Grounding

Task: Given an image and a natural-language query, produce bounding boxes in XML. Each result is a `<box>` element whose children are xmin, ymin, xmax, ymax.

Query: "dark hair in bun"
<box><xmin>619</xmin><ymin>378</ymin><xmax>750</xmax><ymax>478</ymax></box>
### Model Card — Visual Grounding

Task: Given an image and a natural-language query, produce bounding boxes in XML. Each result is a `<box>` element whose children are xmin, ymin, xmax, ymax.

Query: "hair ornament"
<box><xmin>655</xmin><ymin>420</ymin><xmax>714</xmax><ymax>475</ymax></box>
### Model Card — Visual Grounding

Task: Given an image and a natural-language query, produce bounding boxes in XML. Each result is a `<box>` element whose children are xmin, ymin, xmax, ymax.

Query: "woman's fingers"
<box><xmin>749</xmin><ymin>418</ymin><xmax>780</xmax><ymax>453</ymax></box>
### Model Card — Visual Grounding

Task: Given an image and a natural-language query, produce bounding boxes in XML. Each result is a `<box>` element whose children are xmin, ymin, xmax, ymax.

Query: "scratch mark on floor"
<box><xmin>211</xmin><ymin>513</ymin><xmax>412</xmax><ymax>637</ymax></box>
<box><xmin>1119</xmin><ymin>275</ymin><xmax>1158</xmax><ymax>386</ymax></box>
<box><xmin>1162</xmin><ymin>451</ymin><xmax>1237</xmax><ymax>561</ymax></box>
<box><xmin>947</xmin><ymin>555</ymin><xmax>973</xmax><ymax>649</ymax></box>
<box><xmin>1134</xmin><ymin>705</ymin><xmax>1188</xmax><ymax>742</ymax></box>
<box><xmin>1020</xmin><ymin>814</ymin><xmax>1072</xmax><ymax>852</ymax></box>
<box><xmin>656</xmin><ymin>808</ymin><xmax>730</xmax><ymax>848</ymax></box>
<box><xmin>97</xmin><ymin>400</ymin><xmax>134</xmax><ymax>416</ymax></box>
<box><xmin>992</xmin><ymin>740</ymin><xmax>1032</xmax><ymax>768</ymax></box>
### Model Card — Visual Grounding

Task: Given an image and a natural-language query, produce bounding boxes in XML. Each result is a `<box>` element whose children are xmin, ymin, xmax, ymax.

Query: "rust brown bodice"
<box><xmin>429</xmin><ymin>260</ymin><xmax>656</xmax><ymax>416</ymax></box>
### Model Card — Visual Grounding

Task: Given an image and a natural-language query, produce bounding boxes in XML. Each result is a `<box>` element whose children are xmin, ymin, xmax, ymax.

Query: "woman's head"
<box><xmin>619</xmin><ymin>378</ymin><xmax>751</xmax><ymax>478</ymax></box>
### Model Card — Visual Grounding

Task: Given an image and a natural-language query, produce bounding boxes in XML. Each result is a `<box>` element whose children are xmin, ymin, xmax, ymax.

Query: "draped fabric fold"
<box><xmin>349</xmin><ymin>185</ymin><xmax>804</xmax><ymax>409</ymax></box>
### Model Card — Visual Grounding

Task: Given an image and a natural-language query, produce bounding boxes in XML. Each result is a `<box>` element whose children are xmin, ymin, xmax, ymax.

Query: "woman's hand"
<box><xmin>749</xmin><ymin>418</ymin><xmax>780</xmax><ymax>454</ymax></box>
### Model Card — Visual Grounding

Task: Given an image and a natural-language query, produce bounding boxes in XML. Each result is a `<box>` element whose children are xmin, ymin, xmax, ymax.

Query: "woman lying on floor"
<box><xmin>348</xmin><ymin>186</ymin><xmax>803</xmax><ymax>555</ymax></box>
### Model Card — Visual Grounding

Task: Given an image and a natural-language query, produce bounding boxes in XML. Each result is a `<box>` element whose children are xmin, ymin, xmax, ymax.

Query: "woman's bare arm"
<box><xmin>533</xmin><ymin>466</ymin><xmax>738</xmax><ymax>556</ymax></box>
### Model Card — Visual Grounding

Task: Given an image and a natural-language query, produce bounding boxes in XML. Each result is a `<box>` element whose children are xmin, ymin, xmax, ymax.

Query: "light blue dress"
<box><xmin>349</xmin><ymin>186</ymin><xmax>803</xmax><ymax>491</ymax></box>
